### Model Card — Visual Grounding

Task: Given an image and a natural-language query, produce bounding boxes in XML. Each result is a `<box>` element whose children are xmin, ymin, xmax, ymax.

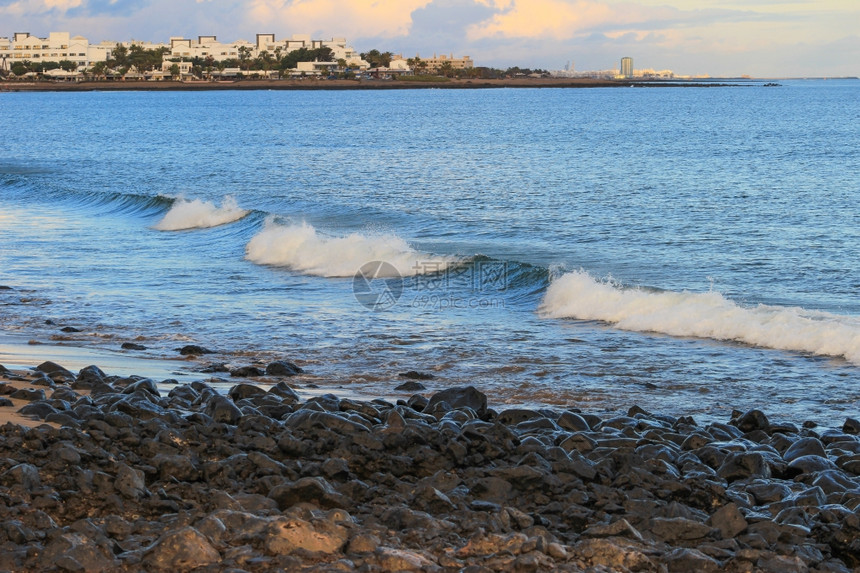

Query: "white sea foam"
<box><xmin>541</xmin><ymin>270</ymin><xmax>860</xmax><ymax>364</ymax></box>
<box><xmin>245</xmin><ymin>219</ymin><xmax>455</xmax><ymax>278</ymax></box>
<box><xmin>154</xmin><ymin>196</ymin><xmax>249</xmax><ymax>230</ymax></box>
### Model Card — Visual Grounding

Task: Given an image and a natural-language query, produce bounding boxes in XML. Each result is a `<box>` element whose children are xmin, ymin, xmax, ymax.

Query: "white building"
<box><xmin>0</xmin><ymin>32</ymin><xmax>172</xmax><ymax>71</ymax></box>
<box><xmin>0</xmin><ymin>32</ymin><xmax>90</xmax><ymax>69</ymax></box>
<box><xmin>162</xmin><ymin>33</ymin><xmax>369</xmax><ymax>70</ymax></box>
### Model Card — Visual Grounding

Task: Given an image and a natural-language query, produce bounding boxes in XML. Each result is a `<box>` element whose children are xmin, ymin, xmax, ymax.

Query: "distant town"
<box><xmin>0</xmin><ymin>31</ymin><xmax>692</xmax><ymax>82</ymax></box>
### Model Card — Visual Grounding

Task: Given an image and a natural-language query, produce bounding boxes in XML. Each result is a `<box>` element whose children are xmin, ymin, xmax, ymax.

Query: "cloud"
<box><xmin>467</xmin><ymin>0</ymin><xmax>615</xmax><ymax>40</ymax></box>
<box><xmin>45</xmin><ymin>0</ymin><xmax>82</xmax><ymax>9</ymax></box>
<box><xmin>246</xmin><ymin>0</ymin><xmax>433</xmax><ymax>38</ymax></box>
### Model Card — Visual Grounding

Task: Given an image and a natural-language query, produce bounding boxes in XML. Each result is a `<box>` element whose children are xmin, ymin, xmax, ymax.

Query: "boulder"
<box><xmin>263</xmin><ymin>517</ymin><xmax>348</xmax><ymax>555</ymax></box>
<box><xmin>268</xmin><ymin>477</ymin><xmax>348</xmax><ymax>510</ymax></box>
<box><xmin>426</xmin><ymin>386</ymin><xmax>487</xmax><ymax>418</ymax></box>
<box><xmin>143</xmin><ymin>527</ymin><xmax>220</xmax><ymax>571</ymax></box>
<box><xmin>266</xmin><ymin>361</ymin><xmax>303</xmax><ymax>376</ymax></box>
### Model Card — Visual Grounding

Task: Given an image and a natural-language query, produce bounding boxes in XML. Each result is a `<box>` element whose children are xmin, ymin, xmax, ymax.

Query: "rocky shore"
<box><xmin>2</xmin><ymin>359</ymin><xmax>860</xmax><ymax>572</ymax></box>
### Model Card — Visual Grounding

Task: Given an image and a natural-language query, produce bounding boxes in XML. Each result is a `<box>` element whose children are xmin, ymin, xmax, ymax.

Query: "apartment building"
<box><xmin>163</xmin><ymin>34</ymin><xmax>369</xmax><ymax>69</ymax></box>
<box><xmin>417</xmin><ymin>53</ymin><xmax>474</xmax><ymax>72</ymax></box>
<box><xmin>0</xmin><ymin>32</ymin><xmax>173</xmax><ymax>71</ymax></box>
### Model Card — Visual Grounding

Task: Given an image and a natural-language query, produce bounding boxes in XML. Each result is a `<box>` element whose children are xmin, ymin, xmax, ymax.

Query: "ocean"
<box><xmin>1</xmin><ymin>80</ymin><xmax>859</xmax><ymax>426</ymax></box>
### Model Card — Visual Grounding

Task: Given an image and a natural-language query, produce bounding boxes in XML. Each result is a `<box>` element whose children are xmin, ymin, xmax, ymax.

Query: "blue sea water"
<box><xmin>1</xmin><ymin>80</ymin><xmax>859</xmax><ymax>425</ymax></box>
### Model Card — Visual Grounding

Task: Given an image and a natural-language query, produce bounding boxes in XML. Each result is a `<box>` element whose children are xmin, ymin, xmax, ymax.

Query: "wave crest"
<box><xmin>245</xmin><ymin>219</ymin><xmax>455</xmax><ymax>278</ymax></box>
<box><xmin>540</xmin><ymin>270</ymin><xmax>860</xmax><ymax>364</ymax></box>
<box><xmin>154</xmin><ymin>196</ymin><xmax>249</xmax><ymax>231</ymax></box>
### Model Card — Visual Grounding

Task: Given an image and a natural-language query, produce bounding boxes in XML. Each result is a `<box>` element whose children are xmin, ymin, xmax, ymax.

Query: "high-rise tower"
<box><xmin>621</xmin><ymin>57</ymin><xmax>633</xmax><ymax>79</ymax></box>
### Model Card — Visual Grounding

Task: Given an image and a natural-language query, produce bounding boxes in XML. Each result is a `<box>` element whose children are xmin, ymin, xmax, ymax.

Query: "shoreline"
<box><xmin>1</xmin><ymin>357</ymin><xmax>860</xmax><ymax>571</ymax></box>
<box><xmin>0</xmin><ymin>77</ymin><xmax>747</xmax><ymax>92</ymax></box>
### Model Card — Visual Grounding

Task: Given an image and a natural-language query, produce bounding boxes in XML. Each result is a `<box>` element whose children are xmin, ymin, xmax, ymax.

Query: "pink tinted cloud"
<box><xmin>247</xmin><ymin>0</ymin><xmax>433</xmax><ymax>38</ymax></box>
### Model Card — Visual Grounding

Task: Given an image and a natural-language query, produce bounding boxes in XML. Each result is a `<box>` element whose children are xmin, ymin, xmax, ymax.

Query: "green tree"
<box><xmin>110</xmin><ymin>44</ymin><xmax>129</xmax><ymax>69</ymax></box>
<box><xmin>238</xmin><ymin>46</ymin><xmax>253</xmax><ymax>70</ymax></box>
<box><xmin>438</xmin><ymin>61</ymin><xmax>455</xmax><ymax>78</ymax></box>
<box><xmin>11</xmin><ymin>61</ymin><xmax>30</xmax><ymax>76</ymax></box>
<box><xmin>169</xmin><ymin>63</ymin><xmax>180</xmax><ymax>79</ymax></box>
<box><xmin>90</xmin><ymin>61</ymin><xmax>108</xmax><ymax>79</ymax></box>
<box><xmin>253</xmin><ymin>50</ymin><xmax>275</xmax><ymax>71</ymax></box>
<box><xmin>280</xmin><ymin>47</ymin><xmax>333</xmax><ymax>70</ymax></box>
<box><xmin>361</xmin><ymin>49</ymin><xmax>393</xmax><ymax>68</ymax></box>
<box><xmin>58</xmin><ymin>60</ymin><xmax>77</xmax><ymax>72</ymax></box>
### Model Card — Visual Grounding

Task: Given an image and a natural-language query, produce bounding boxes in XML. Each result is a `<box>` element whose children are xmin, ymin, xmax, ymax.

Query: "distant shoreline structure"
<box><xmin>0</xmin><ymin>76</ymin><xmax>799</xmax><ymax>93</ymax></box>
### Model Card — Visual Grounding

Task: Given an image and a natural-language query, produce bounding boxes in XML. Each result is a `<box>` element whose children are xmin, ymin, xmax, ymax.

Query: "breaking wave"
<box><xmin>541</xmin><ymin>270</ymin><xmax>860</xmax><ymax>364</ymax></box>
<box><xmin>154</xmin><ymin>196</ymin><xmax>249</xmax><ymax>231</ymax></box>
<box><xmin>245</xmin><ymin>219</ymin><xmax>457</xmax><ymax>278</ymax></box>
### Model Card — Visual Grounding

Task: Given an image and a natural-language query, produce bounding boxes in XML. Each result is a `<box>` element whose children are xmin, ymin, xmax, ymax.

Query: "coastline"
<box><xmin>0</xmin><ymin>77</ymin><xmax>737</xmax><ymax>92</ymax></box>
<box><xmin>2</xmin><ymin>355</ymin><xmax>860</xmax><ymax>571</ymax></box>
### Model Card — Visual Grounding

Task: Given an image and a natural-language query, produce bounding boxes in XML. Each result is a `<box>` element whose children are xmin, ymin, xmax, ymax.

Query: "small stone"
<box><xmin>375</xmin><ymin>547</ymin><xmax>436</xmax><ymax>571</ymax></box>
<box><xmin>264</xmin><ymin>518</ymin><xmax>348</xmax><ymax>555</ymax></box>
<box><xmin>268</xmin><ymin>477</ymin><xmax>348</xmax><ymax>510</ymax></box>
<box><xmin>114</xmin><ymin>463</ymin><xmax>147</xmax><ymax>500</ymax></box>
<box><xmin>60</xmin><ymin>326</ymin><xmax>81</xmax><ymax>333</ymax></box>
<box><xmin>708</xmin><ymin>502</ymin><xmax>747</xmax><ymax>538</ymax></box>
<box><xmin>121</xmin><ymin>342</ymin><xmax>147</xmax><ymax>350</ymax></box>
<box><xmin>649</xmin><ymin>517</ymin><xmax>715</xmax><ymax>543</ymax></box>
<box><xmin>1</xmin><ymin>463</ymin><xmax>41</xmax><ymax>490</ymax></box>
<box><xmin>143</xmin><ymin>526</ymin><xmax>220</xmax><ymax>570</ymax></box>
<box><xmin>663</xmin><ymin>547</ymin><xmax>721</xmax><ymax>573</ymax></box>
<box><xmin>582</xmin><ymin>519</ymin><xmax>644</xmax><ymax>542</ymax></box>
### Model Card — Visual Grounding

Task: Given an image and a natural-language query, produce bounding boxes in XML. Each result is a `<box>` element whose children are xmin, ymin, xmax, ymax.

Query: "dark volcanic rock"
<box><xmin>35</xmin><ymin>361</ymin><xmax>74</xmax><ymax>381</ymax></box>
<box><xmin>121</xmin><ymin>342</ymin><xmax>147</xmax><ymax>351</ymax></box>
<box><xmin>399</xmin><ymin>370</ymin><xmax>435</xmax><ymax>380</ymax></box>
<box><xmin>74</xmin><ymin>365</ymin><xmax>107</xmax><ymax>389</ymax></box>
<box><xmin>843</xmin><ymin>417</ymin><xmax>860</xmax><ymax>435</ymax></box>
<box><xmin>1</xmin><ymin>364</ymin><xmax>860</xmax><ymax>573</ymax></box>
<box><xmin>142</xmin><ymin>526</ymin><xmax>220</xmax><ymax>571</ymax></box>
<box><xmin>394</xmin><ymin>380</ymin><xmax>426</xmax><ymax>392</ymax></box>
<box><xmin>177</xmin><ymin>345</ymin><xmax>215</xmax><ymax>356</ymax></box>
<box><xmin>60</xmin><ymin>326</ymin><xmax>81</xmax><ymax>333</ymax></box>
<box><xmin>268</xmin><ymin>477</ymin><xmax>348</xmax><ymax>510</ymax></box>
<box><xmin>229</xmin><ymin>365</ymin><xmax>264</xmax><ymax>378</ymax></box>
<box><xmin>265</xmin><ymin>361</ymin><xmax>303</xmax><ymax>376</ymax></box>
<box><xmin>40</xmin><ymin>530</ymin><xmax>118</xmax><ymax>572</ymax></box>
<box><xmin>10</xmin><ymin>388</ymin><xmax>46</xmax><ymax>402</ymax></box>
<box><xmin>426</xmin><ymin>385</ymin><xmax>488</xmax><ymax>419</ymax></box>
<box><xmin>18</xmin><ymin>402</ymin><xmax>58</xmax><ymax>420</ymax></box>
<box><xmin>734</xmin><ymin>409</ymin><xmax>770</xmax><ymax>433</ymax></box>
<box><xmin>206</xmin><ymin>394</ymin><xmax>242</xmax><ymax>424</ymax></box>
<box><xmin>268</xmin><ymin>381</ymin><xmax>301</xmax><ymax>403</ymax></box>
<box><xmin>717</xmin><ymin>451</ymin><xmax>771</xmax><ymax>481</ymax></box>
<box><xmin>228</xmin><ymin>383</ymin><xmax>267</xmax><ymax>401</ymax></box>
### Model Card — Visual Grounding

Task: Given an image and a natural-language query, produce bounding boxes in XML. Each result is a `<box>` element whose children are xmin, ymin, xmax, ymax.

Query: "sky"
<box><xmin>1</xmin><ymin>0</ymin><xmax>857</xmax><ymax>77</ymax></box>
